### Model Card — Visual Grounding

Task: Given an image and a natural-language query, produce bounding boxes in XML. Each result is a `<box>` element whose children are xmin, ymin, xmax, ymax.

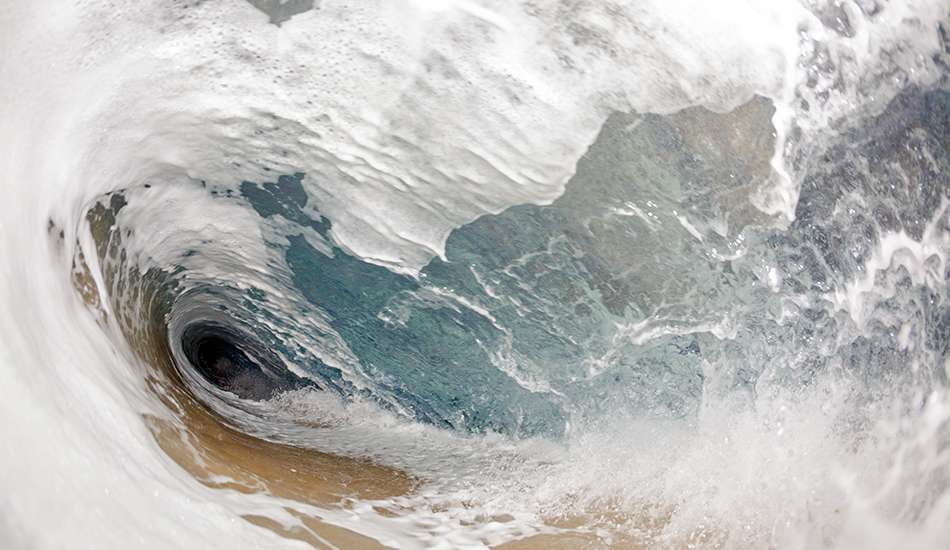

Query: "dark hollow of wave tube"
<box><xmin>181</xmin><ymin>323</ymin><xmax>314</xmax><ymax>400</ymax></box>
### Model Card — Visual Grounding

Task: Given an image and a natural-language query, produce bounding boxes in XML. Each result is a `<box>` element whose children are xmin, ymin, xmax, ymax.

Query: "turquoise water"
<box><xmin>3</xmin><ymin>1</ymin><xmax>950</xmax><ymax>548</ymax></box>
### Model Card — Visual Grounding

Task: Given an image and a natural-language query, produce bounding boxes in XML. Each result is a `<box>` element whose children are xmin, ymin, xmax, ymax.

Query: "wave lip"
<box><xmin>2</xmin><ymin>1</ymin><xmax>950</xmax><ymax>549</ymax></box>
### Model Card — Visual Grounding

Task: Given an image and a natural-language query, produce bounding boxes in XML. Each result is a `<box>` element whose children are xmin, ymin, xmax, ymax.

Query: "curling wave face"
<box><xmin>3</xmin><ymin>1</ymin><xmax>950</xmax><ymax>549</ymax></box>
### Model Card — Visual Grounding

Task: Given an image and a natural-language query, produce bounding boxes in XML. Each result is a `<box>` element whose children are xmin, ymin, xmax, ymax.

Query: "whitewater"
<box><xmin>2</xmin><ymin>0</ymin><xmax>950</xmax><ymax>548</ymax></box>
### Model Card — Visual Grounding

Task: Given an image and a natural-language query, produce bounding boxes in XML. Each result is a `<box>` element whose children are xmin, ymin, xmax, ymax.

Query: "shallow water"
<box><xmin>2</xmin><ymin>1</ymin><xmax>950</xmax><ymax>549</ymax></box>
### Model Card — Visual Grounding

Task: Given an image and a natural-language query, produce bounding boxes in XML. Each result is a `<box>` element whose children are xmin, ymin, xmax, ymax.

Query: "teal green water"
<box><xmin>224</xmin><ymin>88</ymin><xmax>950</xmax><ymax>440</ymax></box>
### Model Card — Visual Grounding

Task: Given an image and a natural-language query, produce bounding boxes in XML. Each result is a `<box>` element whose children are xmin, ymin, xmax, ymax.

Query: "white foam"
<box><xmin>3</xmin><ymin>0</ymin><xmax>950</xmax><ymax>548</ymax></box>
<box><xmin>4</xmin><ymin>0</ymin><xmax>812</xmax><ymax>271</ymax></box>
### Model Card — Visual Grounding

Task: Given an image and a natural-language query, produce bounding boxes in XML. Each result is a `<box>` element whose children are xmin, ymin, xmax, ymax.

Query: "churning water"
<box><xmin>2</xmin><ymin>1</ymin><xmax>950</xmax><ymax>548</ymax></box>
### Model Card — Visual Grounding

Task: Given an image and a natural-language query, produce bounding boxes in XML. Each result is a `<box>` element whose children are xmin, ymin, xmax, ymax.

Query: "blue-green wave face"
<box><xmin>3</xmin><ymin>1</ymin><xmax>950</xmax><ymax>549</ymax></box>
<box><xmin>215</xmin><ymin>87</ymin><xmax>950</xmax><ymax>442</ymax></box>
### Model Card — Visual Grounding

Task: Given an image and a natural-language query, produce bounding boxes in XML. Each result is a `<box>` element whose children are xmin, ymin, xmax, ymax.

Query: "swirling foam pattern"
<box><xmin>2</xmin><ymin>1</ymin><xmax>950</xmax><ymax>549</ymax></box>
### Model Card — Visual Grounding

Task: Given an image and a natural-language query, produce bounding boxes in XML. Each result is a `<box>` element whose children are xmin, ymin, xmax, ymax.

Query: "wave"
<box><xmin>2</xmin><ymin>1</ymin><xmax>950</xmax><ymax>548</ymax></box>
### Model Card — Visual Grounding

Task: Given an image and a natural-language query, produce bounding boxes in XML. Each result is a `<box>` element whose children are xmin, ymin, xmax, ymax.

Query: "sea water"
<box><xmin>2</xmin><ymin>0</ymin><xmax>950</xmax><ymax>548</ymax></box>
